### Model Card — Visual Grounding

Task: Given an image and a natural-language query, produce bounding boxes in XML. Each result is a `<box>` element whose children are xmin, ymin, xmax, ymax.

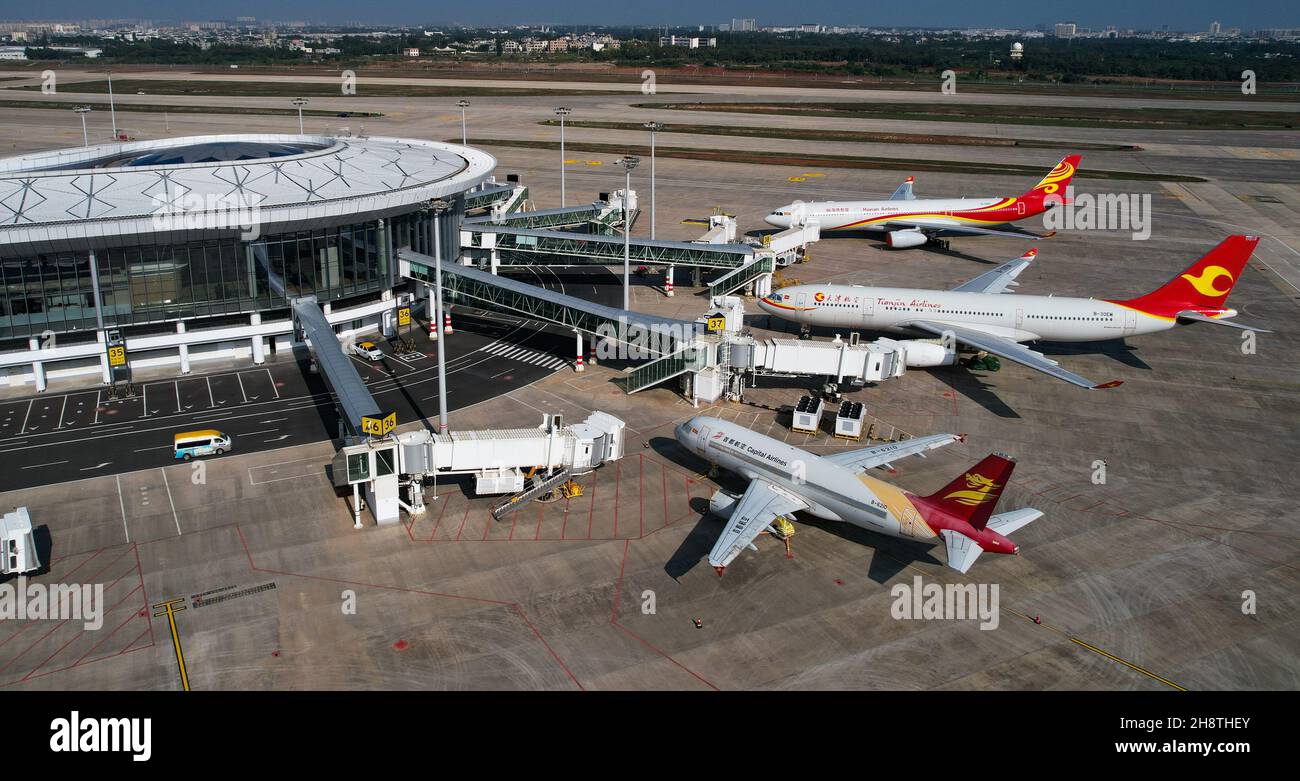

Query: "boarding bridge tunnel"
<box><xmin>460</xmin><ymin>181</ymin><xmax>816</xmax><ymax>300</ymax></box>
<box><xmin>397</xmin><ymin>249</ymin><xmax>704</xmax><ymax>358</ymax></box>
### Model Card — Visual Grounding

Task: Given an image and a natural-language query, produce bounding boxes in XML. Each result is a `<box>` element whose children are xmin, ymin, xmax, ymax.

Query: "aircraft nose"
<box><xmin>765</xmin><ymin>213</ymin><xmax>790</xmax><ymax>228</ymax></box>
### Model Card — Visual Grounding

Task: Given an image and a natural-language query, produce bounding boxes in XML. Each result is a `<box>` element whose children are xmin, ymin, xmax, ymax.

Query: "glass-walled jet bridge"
<box><xmin>398</xmin><ymin>249</ymin><xmax>702</xmax><ymax>357</ymax></box>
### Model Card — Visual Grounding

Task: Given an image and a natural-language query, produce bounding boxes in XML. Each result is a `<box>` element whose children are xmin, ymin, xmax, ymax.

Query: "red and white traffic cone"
<box><xmin>428</xmin><ymin>319</ymin><xmax>438</xmax><ymax>340</ymax></box>
<box><xmin>587</xmin><ymin>342</ymin><xmax>598</xmax><ymax>366</ymax></box>
<box><xmin>443</xmin><ymin>310</ymin><xmax>454</xmax><ymax>334</ymax></box>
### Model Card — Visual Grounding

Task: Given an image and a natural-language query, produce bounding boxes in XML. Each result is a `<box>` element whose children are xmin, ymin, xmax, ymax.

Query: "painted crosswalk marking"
<box><xmin>483</xmin><ymin>342</ymin><xmax>569</xmax><ymax>370</ymax></box>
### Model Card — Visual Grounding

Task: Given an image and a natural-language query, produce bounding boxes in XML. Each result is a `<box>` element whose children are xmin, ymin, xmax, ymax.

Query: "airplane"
<box><xmin>763</xmin><ymin>154</ymin><xmax>1082</xmax><ymax>247</ymax></box>
<box><xmin>674</xmin><ymin>416</ymin><xmax>1041</xmax><ymax>575</ymax></box>
<box><xmin>755</xmin><ymin>235</ymin><xmax>1268</xmax><ymax>390</ymax></box>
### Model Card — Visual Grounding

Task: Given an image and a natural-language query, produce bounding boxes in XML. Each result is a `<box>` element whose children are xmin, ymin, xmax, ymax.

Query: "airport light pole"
<box><xmin>456</xmin><ymin>100</ymin><xmax>470</xmax><ymax>145</ymax></box>
<box><xmin>74</xmin><ymin>105</ymin><xmax>91</xmax><ymax>147</ymax></box>
<box><xmin>616</xmin><ymin>155</ymin><xmax>640</xmax><ymax>311</ymax></box>
<box><xmin>642</xmin><ymin>121</ymin><xmax>663</xmax><ymax>239</ymax></box>
<box><xmin>107</xmin><ymin>71</ymin><xmax>118</xmax><ymax>141</ymax></box>
<box><xmin>291</xmin><ymin>97</ymin><xmax>308</xmax><ymax>134</ymax></box>
<box><xmin>554</xmin><ymin>106</ymin><xmax>571</xmax><ymax>207</ymax></box>
<box><xmin>429</xmin><ymin>198</ymin><xmax>452</xmax><ymax>434</ymax></box>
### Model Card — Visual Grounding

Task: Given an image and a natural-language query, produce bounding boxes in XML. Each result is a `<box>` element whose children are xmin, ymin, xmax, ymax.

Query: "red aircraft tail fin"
<box><xmin>915</xmin><ymin>454</ymin><xmax>1017</xmax><ymax>532</ymax></box>
<box><xmin>1019</xmin><ymin>154</ymin><xmax>1082</xmax><ymax>211</ymax></box>
<box><xmin>1112</xmin><ymin>235</ymin><xmax>1258</xmax><ymax>318</ymax></box>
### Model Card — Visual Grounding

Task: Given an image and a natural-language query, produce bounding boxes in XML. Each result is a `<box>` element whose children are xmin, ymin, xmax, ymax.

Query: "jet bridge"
<box><xmin>332</xmin><ymin>412</ymin><xmax>625</xmax><ymax>528</ymax></box>
<box><xmin>616</xmin><ymin>297</ymin><xmax>911</xmax><ymax>402</ymax></box>
<box><xmin>464</xmin><ymin>193</ymin><xmax>632</xmax><ymax>233</ymax></box>
<box><xmin>398</xmin><ymin>249</ymin><xmax>702</xmax><ymax>356</ymax></box>
<box><xmin>291</xmin><ymin>295</ymin><xmax>382</xmax><ymax>438</ymax></box>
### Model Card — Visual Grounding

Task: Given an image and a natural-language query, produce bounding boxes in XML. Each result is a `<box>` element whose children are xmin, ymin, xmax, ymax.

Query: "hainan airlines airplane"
<box><xmin>764</xmin><ymin>154</ymin><xmax>1081</xmax><ymax>247</ymax></box>
<box><xmin>674</xmin><ymin>416</ymin><xmax>1041</xmax><ymax>575</ymax></box>
<box><xmin>757</xmin><ymin>235</ymin><xmax>1268</xmax><ymax>389</ymax></box>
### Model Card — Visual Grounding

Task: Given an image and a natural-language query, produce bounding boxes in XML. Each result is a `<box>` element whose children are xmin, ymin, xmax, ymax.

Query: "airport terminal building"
<box><xmin>0</xmin><ymin>133</ymin><xmax>494</xmax><ymax>389</ymax></box>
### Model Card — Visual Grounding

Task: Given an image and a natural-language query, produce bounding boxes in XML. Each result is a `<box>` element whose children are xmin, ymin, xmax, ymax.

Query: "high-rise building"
<box><xmin>1210</xmin><ymin>20</ymin><xmax>1222</xmax><ymax>36</ymax></box>
<box><xmin>1054</xmin><ymin>22</ymin><xmax>1076</xmax><ymax>39</ymax></box>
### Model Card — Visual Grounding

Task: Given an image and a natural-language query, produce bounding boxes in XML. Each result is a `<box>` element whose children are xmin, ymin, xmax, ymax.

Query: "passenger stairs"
<box><xmin>491</xmin><ymin>468</ymin><xmax>574</xmax><ymax>520</ymax></box>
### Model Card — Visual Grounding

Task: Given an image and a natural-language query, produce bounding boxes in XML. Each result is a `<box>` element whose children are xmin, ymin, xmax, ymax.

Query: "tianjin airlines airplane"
<box><xmin>756</xmin><ymin>235</ymin><xmax>1268</xmax><ymax>389</ymax></box>
<box><xmin>764</xmin><ymin>154</ymin><xmax>1081</xmax><ymax>247</ymax></box>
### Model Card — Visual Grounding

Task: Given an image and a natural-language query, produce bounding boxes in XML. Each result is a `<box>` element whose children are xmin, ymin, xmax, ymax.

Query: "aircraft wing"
<box><xmin>900</xmin><ymin>320</ymin><xmax>1123</xmax><ymax>390</ymax></box>
<box><xmin>822</xmin><ymin>433</ymin><xmax>962</xmax><ymax>473</ymax></box>
<box><xmin>889</xmin><ymin>177</ymin><xmax>917</xmax><ymax>201</ymax></box>
<box><xmin>940</xmin><ymin>529</ymin><xmax>984</xmax><ymax>574</ymax></box>
<box><xmin>950</xmin><ymin>249</ymin><xmax>1037</xmax><ymax>294</ymax></box>
<box><xmin>882</xmin><ymin>220</ymin><xmax>1052</xmax><ymax>240</ymax></box>
<box><xmin>708</xmin><ymin>478</ymin><xmax>808</xmax><ymax>575</ymax></box>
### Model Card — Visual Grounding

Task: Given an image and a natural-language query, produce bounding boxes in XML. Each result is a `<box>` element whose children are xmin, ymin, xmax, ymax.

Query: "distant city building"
<box><xmin>730</xmin><ymin>18</ymin><xmax>757</xmax><ymax>32</ymax></box>
<box><xmin>404</xmin><ymin>47</ymin><xmax>420</xmax><ymax>57</ymax></box>
<box><xmin>1210</xmin><ymin>20</ymin><xmax>1221</xmax><ymax>36</ymax></box>
<box><xmin>1054</xmin><ymin>22</ymin><xmax>1076</xmax><ymax>39</ymax></box>
<box><xmin>659</xmin><ymin>35</ymin><xmax>717</xmax><ymax>48</ymax></box>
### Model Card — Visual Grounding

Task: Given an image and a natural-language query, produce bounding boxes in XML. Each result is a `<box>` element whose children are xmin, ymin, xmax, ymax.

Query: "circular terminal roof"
<box><xmin>0</xmin><ymin>133</ymin><xmax>497</xmax><ymax>249</ymax></box>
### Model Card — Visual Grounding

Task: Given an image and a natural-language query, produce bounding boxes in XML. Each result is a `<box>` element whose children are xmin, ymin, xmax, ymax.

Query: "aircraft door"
<box><xmin>901</xmin><ymin>506</ymin><xmax>918</xmax><ymax>537</ymax></box>
<box><xmin>1123</xmin><ymin>308</ymin><xmax>1137</xmax><ymax>336</ymax></box>
<box><xmin>859</xmin><ymin>297</ymin><xmax>874</xmax><ymax>325</ymax></box>
<box><xmin>1015</xmin><ymin>308</ymin><xmax>1025</xmax><ymax>330</ymax></box>
<box><xmin>795</xmin><ymin>292</ymin><xmax>807</xmax><ymax>306</ymax></box>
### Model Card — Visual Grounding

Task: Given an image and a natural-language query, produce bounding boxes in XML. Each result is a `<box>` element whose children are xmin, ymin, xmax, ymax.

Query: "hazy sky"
<box><xmin>0</xmin><ymin>0</ymin><xmax>1294</xmax><ymax>31</ymax></box>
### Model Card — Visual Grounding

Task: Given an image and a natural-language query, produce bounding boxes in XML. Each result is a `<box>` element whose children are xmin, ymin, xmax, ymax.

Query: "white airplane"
<box><xmin>764</xmin><ymin>155</ymin><xmax>1081</xmax><ymax>247</ymax></box>
<box><xmin>674</xmin><ymin>416</ymin><xmax>1041</xmax><ymax>575</ymax></box>
<box><xmin>756</xmin><ymin>235</ymin><xmax>1268</xmax><ymax>389</ymax></box>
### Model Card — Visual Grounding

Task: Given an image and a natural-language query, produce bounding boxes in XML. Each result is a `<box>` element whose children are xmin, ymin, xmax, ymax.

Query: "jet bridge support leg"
<box><xmin>352</xmin><ymin>483</ymin><xmax>363</xmax><ymax>530</ymax></box>
<box><xmin>574</xmin><ymin>330</ymin><xmax>584</xmax><ymax>372</ymax></box>
<box><xmin>665</xmin><ymin>265</ymin><xmax>674</xmax><ymax>297</ymax></box>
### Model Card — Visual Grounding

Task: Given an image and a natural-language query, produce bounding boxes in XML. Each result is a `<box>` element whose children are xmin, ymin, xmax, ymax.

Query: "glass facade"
<box><xmin>0</xmin><ymin>217</ymin><xmax>397</xmax><ymax>341</ymax></box>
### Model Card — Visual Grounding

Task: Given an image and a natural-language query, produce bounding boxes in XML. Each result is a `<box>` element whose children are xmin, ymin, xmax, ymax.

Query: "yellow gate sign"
<box><xmin>706</xmin><ymin>315</ymin><xmax>727</xmax><ymax>333</ymax></box>
<box><xmin>107</xmin><ymin>345</ymin><xmax>127</xmax><ymax>367</ymax></box>
<box><xmin>397</xmin><ymin>306</ymin><xmax>411</xmax><ymax>327</ymax></box>
<box><xmin>360</xmin><ymin>411</ymin><xmax>397</xmax><ymax>437</ymax></box>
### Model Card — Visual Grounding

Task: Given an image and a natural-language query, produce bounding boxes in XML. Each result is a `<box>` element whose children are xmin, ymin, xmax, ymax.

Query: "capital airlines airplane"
<box><xmin>764</xmin><ymin>154</ymin><xmax>1081</xmax><ymax>247</ymax></box>
<box><xmin>757</xmin><ymin>235</ymin><xmax>1267</xmax><ymax>389</ymax></box>
<box><xmin>674</xmin><ymin>416</ymin><xmax>1041</xmax><ymax>574</ymax></box>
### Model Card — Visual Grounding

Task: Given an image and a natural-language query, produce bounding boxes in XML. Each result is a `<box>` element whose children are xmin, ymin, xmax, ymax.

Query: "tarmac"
<box><xmin>0</xmin><ymin>69</ymin><xmax>1296</xmax><ymax>690</ymax></box>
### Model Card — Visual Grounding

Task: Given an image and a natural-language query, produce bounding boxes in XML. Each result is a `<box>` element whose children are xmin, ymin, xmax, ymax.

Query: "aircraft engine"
<box><xmin>709</xmin><ymin>488</ymin><xmax>741</xmax><ymax>519</ymax></box>
<box><xmin>899</xmin><ymin>339</ymin><xmax>958</xmax><ymax>367</ymax></box>
<box><xmin>885</xmin><ymin>229</ymin><xmax>928</xmax><ymax>249</ymax></box>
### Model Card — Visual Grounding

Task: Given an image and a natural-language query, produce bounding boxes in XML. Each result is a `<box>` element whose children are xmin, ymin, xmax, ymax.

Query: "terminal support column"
<box><xmin>250</xmin><ymin>312</ymin><xmax>264</xmax><ymax>365</ymax></box>
<box><xmin>89</xmin><ymin>250</ymin><xmax>110</xmax><ymax>385</ymax></box>
<box><xmin>27</xmin><ymin>338</ymin><xmax>45</xmax><ymax>393</ymax></box>
<box><xmin>177</xmin><ymin>321</ymin><xmax>190</xmax><ymax>374</ymax></box>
